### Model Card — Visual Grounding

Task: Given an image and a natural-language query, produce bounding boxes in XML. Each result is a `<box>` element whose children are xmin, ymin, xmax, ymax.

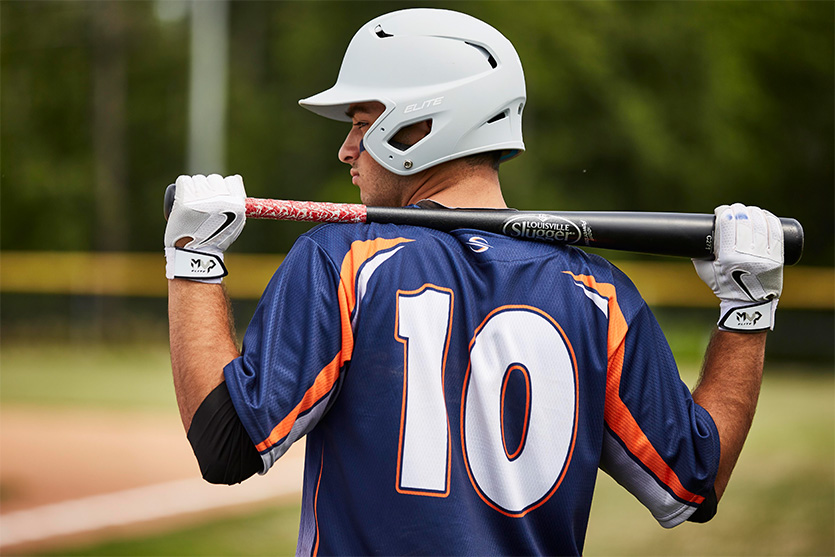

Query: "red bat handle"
<box><xmin>163</xmin><ymin>184</ymin><xmax>367</xmax><ymax>223</ymax></box>
<box><xmin>245</xmin><ymin>197</ymin><xmax>368</xmax><ymax>223</ymax></box>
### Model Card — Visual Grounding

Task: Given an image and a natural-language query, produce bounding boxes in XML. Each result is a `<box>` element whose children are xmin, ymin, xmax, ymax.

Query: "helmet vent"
<box><xmin>486</xmin><ymin>110</ymin><xmax>508</xmax><ymax>124</ymax></box>
<box><xmin>374</xmin><ymin>25</ymin><xmax>394</xmax><ymax>38</ymax></box>
<box><xmin>387</xmin><ymin>139</ymin><xmax>411</xmax><ymax>152</ymax></box>
<box><xmin>466</xmin><ymin>42</ymin><xmax>497</xmax><ymax>69</ymax></box>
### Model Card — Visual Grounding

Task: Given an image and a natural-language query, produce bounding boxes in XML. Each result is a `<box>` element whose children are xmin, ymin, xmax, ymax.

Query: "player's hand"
<box><xmin>164</xmin><ymin>174</ymin><xmax>246</xmax><ymax>283</ymax></box>
<box><xmin>693</xmin><ymin>203</ymin><xmax>783</xmax><ymax>332</ymax></box>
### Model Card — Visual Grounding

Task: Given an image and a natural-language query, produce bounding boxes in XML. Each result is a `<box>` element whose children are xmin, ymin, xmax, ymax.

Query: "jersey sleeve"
<box><xmin>598</xmin><ymin>270</ymin><xmax>720</xmax><ymax>528</ymax></box>
<box><xmin>224</xmin><ymin>235</ymin><xmax>350</xmax><ymax>473</ymax></box>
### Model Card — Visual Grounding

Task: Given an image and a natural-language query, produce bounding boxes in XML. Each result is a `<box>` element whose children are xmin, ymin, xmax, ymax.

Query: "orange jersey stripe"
<box><xmin>313</xmin><ymin>449</ymin><xmax>325</xmax><ymax>557</ymax></box>
<box><xmin>255</xmin><ymin>237</ymin><xmax>413</xmax><ymax>453</ymax></box>
<box><xmin>339</xmin><ymin>237</ymin><xmax>415</xmax><ymax>318</ymax></box>
<box><xmin>254</xmin><ymin>349</ymin><xmax>344</xmax><ymax>453</ymax></box>
<box><xmin>563</xmin><ymin>272</ymin><xmax>705</xmax><ymax>505</ymax></box>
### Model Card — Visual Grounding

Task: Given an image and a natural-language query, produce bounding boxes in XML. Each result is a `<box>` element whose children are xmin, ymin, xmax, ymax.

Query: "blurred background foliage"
<box><xmin>2</xmin><ymin>0</ymin><xmax>832</xmax><ymax>262</ymax></box>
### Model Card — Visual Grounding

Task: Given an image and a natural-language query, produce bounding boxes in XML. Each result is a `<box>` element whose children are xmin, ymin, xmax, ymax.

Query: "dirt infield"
<box><xmin>0</xmin><ymin>405</ymin><xmax>304</xmax><ymax>554</ymax></box>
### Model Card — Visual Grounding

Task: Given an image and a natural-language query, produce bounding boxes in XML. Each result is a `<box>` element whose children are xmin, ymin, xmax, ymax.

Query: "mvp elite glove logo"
<box><xmin>191</xmin><ymin>257</ymin><xmax>217</xmax><ymax>273</ymax></box>
<box><xmin>733</xmin><ymin>310</ymin><xmax>762</xmax><ymax>327</ymax></box>
<box><xmin>717</xmin><ymin>300</ymin><xmax>773</xmax><ymax>332</ymax></box>
<box><xmin>168</xmin><ymin>248</ymin><xmax>227</xmax><ymax>280</ymax></box>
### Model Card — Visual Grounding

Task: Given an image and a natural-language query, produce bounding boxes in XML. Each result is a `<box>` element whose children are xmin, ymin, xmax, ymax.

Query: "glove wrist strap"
<box><xmin>717</xmin><ymin>299</ymin><xmax>778</xmax><ymax>332</ymax></box>
<box><xmin>165</xmin><ymin>247</ymin><xmax>227</xmax><ymax>283</ymax></box>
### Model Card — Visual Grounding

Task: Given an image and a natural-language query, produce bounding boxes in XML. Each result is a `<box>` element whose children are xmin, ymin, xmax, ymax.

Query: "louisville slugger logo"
<box><xmin>501</xmin><ymin>214</ymin><xmax>582</xmax><ymax>244</ymax></box>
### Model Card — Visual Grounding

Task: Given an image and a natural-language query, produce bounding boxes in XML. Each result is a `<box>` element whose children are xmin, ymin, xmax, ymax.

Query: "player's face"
<box><xmin>339</xmin><ymin>102</ymin><xmax>421</xmax><ymax>207</ymax></box>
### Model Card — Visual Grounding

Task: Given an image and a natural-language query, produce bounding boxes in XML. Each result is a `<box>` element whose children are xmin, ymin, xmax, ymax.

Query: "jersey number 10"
<box><xmin>395</xmin><ymin>285</ymin><xmax>578</xmax><ymax>517</ymax></box>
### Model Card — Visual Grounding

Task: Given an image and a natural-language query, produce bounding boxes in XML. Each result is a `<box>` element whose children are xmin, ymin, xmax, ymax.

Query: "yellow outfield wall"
<box><xmin>0</xmin><ymin>251</ymin><xmax>832</xmax><ymax>309</ymax></box>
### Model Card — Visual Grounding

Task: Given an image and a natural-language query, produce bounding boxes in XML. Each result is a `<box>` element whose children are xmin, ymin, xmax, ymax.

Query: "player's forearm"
<box><xmin>168</xmin><ymin>279</ymin><xmax>240</xmax><ymax>432</ymax></box>
<box><xmin>692</xmin><ymin>329</ymin><xmax>766</xmax><ymax>501</ymax></box>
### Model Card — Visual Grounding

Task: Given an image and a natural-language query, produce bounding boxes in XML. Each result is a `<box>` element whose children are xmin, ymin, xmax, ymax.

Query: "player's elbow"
<box><xmin>201</xmin><ymin>463</ymin><xmax>234</xmax><ymax>485</ymax></box>
<box><xmin>686</xmin><ymin>488</ymin><xmax>718</xmax><ymax>524</ymax></box>
<box><xmin>196</xmin><ymin>452</ymin><xmax>260</xmax><ymax>486</ymax></box>
<box><xmin>187</xmin><ymin>382</ymin><xmax>264</xmax><ymax>485</ymax></box>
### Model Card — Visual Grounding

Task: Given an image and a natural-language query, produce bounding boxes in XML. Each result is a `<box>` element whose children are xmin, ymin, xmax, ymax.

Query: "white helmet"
<box><xmin>299</xmin><ymin>8</ymin><xmax>526</xmax><ymax>176</ymax></box>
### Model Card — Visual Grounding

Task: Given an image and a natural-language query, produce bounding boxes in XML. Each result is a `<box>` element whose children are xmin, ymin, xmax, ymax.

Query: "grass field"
<box><xmin>2</xmin><ymin>331</ymin><xmax>833</xmax><ymax>556</ymax></box>
<box><xmin>0</xmin><ymin>341</ymin><xmax>175</xmax><ymax>411</ymax></box>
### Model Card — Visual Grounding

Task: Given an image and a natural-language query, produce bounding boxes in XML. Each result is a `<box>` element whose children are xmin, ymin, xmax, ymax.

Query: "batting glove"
<box><xmin>164</xmin><ymin>174</ymin><xmax>246</xmax><ymax>283</ymax></box>
<box><xmin>693</xmin><ymin>203</ymin><xmax>783</xmax><ymax>332</ymax></box>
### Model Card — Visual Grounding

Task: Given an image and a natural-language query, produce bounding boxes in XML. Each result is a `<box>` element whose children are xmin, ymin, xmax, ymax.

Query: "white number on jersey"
<box><xmin>395</xmin><ymin>286</ymin><xmax>454</xmax><ymax>496</ymax></box>
<box><xmin>396</xmin><ymin>289</ymin><xmax>578</xmax><ymax>516</ymax></box>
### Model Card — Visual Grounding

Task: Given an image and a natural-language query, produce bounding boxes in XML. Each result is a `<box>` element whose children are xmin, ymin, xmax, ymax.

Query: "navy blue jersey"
<box><xmin>224</xmin><ymin>219</ymin><xmax>719</xmax><ymax>556</ymax></box>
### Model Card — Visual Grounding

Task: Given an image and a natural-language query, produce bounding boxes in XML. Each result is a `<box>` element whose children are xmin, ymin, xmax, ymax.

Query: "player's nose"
<box><xmin>339</xmin><ymin>134</ymin><xmax>360</xmax><ymax>164</ymax></box>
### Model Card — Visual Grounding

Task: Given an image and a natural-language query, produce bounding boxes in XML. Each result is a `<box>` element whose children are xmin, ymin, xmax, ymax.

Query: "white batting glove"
<box><xmin>693</xmin><ymin>203</ymin><xmax>783</xmax><ymax>332</ymax></box>
<box><xmin>164</xmin><ymin>174</ymin><xmax>246</xmax><ymax>283</ymax></box>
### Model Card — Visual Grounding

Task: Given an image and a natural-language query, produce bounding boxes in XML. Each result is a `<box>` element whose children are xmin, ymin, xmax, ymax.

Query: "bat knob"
<box><xmin>163</xmin><ymin>184</ymin><xmax>176</xmax><ymax>221</ymax></box>
<box><xmin>783</xmin><ymin>218</ymin><xmax>804</xmax><ymax>266</ymax></box>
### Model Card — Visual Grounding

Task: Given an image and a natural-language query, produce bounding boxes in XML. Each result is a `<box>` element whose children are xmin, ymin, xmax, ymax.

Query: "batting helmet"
<box><xmin>299</xmin><ymin>8</ymin><xmax>526</xmax><ymax>175</ymax></box>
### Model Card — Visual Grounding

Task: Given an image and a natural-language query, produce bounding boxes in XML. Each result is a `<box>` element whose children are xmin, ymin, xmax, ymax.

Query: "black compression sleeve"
<box><xmin>687</xmin><ymin>487</ymin><xmax>718</xmax><ymax>523</ymax></box>
<box><xmin>187</xmin><ymin>381</ymin><xmax>263</xmax><ymax>485</ymax></box>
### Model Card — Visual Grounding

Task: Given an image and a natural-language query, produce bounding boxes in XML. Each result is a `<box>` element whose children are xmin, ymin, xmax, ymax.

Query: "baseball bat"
<box><xmin>163</xmin><ymin>184</ymin><xmax>803</xmax><ymax>264</ymax></box>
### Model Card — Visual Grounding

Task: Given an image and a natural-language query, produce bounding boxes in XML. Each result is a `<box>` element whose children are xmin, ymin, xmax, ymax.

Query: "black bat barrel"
<box><xmin>367</xmin><ymin>207</ymin><xmax>803</xmax><ymax>264</ymax></box>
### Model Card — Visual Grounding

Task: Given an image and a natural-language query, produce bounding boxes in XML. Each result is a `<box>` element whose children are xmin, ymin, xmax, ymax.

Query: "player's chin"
<box><xmin>359</xmin><ymin>190</ymin><xmax>386</xmax><ymax>207</ymax></box>
<box><xmin>357</xmin><ymin>187</ymin><xmax>370</xmax><ymax>205</ymax></box>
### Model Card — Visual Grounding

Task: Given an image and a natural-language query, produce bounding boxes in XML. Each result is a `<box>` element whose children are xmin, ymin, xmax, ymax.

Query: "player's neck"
<box><xmin>404</xmin><ymin>161</ymin><xmax>507</xmax><ymax>209</ymax></box>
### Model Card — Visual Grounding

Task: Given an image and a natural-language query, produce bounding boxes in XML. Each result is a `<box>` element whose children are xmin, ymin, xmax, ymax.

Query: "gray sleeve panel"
<box><xmin>600</xmin><ymin>429</ymin><xmax>698</xmax><ymax>528</ymax></box>
<box><xmin>258</xmin><ymin>391</ymin><xmax>335</xmax><ymax>474</ymax></box>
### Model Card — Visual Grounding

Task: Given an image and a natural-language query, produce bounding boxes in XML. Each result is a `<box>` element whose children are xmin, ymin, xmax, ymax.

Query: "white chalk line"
<box><xmin>0</xmin><ymin>474</ymin><xmax>301</xmax><ymax>549</ymax></box>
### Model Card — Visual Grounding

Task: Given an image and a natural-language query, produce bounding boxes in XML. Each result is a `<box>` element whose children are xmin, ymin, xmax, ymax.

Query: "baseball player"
<box><xmin>165</xmin><ymin>9</ymin><xmax>783</xmax><ymax>555</ymax></box>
